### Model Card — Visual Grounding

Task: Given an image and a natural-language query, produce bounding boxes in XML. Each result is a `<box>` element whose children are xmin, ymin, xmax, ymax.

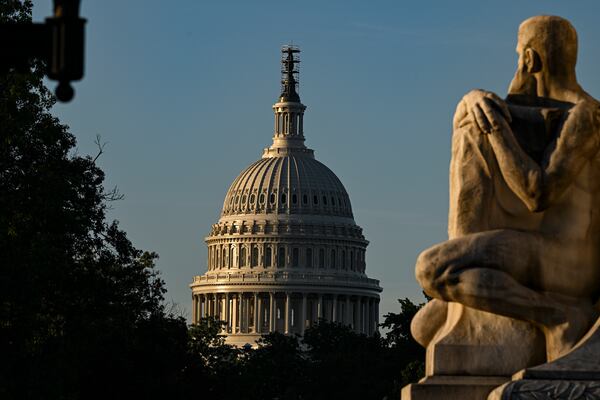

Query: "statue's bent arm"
<box><xmin>488</xmin><ymin>102</ymin><xmax>600</xmax><ymax>212</ymax></box>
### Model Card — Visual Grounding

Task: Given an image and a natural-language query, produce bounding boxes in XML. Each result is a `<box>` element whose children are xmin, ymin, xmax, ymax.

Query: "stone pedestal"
<box><xmin>425</xmin><ymin>304</ymin><xmax>544</xmax><ymax>377</ymax></box>
<box><xmin>402</xmin><ymin>376</ymin><xmax>507</xmax><ymax>400</ymax></box>
<box><xmin>402</xmin><ymin>303</ymin><xmax>545</xmax><ymax>400</ymax></box>
<box><xmin>488</xmin><ymin>318</ymin><xmax>600</xmax><ymax>399</ymax></box>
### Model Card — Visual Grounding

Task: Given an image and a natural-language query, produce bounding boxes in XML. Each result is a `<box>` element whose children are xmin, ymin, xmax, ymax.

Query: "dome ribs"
<box><xmin>219</xmin><ymin>151</ymin><xmax>355</xmax><ymax>219</ymax></box>
<box><xmin>290</xmin><ymin>155</ymin><xmax>301</xmax><ymax>213</ymax></box>
<box><xmin>240</xmin><ymin>155</ymin><xmax>267</xmax><ymax>214</ymax></box>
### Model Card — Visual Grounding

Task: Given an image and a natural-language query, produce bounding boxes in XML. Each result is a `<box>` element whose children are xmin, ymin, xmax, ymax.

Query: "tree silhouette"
<box><xmin>0</xmin><ymin>3</ymin><xmax>187</xmax><ymax>399</ymax></box>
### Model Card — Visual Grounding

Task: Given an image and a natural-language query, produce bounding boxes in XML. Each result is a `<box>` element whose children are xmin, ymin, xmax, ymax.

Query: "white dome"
<box><xmin>191</xmin><ymin>46</ymin><xmax>380</xmax><ymax>347</ymax></box>
<box><xmin>222</xmin><ymin>152</ymin><xmax>353</xmax><ymax>219</ymax></box>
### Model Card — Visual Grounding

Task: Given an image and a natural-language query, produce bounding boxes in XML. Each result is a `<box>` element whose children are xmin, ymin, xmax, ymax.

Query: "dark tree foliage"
<box><xmin>240</xmin><ymin>332</ymin><xmax>308</xmax><ymax>400</ymax></box>
<box><xmin>183</xmin><ymin>317</ymin><xmax>242</xmax><ymax>399</ymax></box>
<box><xmin>0</xmin><ymin>2</ymin><xmax>188</xmax><ymax>399</ymax></box>
<box><xmin>302</xmin><ymin>321</ymin><xmax>392</xmax><ymax>400</ymax></box>
<box><xmin>381</xmin><ymin>298</ymin><xmax>427</xmax><ymax>392</ymax></box>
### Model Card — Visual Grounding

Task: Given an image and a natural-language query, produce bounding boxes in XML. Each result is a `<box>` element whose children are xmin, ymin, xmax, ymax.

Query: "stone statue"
<box><xmin>403</xmin><ymin>16</ymin><xmax>600</xmax><ymax>400</ymax></box>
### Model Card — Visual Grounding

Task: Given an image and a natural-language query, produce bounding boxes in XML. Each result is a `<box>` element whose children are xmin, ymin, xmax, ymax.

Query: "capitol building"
<box><xmin>190</xmin><ymin>46</ymin><xmax>382</xmax><ymax>346</ymax></box>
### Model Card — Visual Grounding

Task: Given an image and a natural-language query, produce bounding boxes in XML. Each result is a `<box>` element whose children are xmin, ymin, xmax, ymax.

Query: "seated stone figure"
<box><xmin>410</xmin><ymin>14</ymin><xmax>600</xmax><ymax>389</ymax></box>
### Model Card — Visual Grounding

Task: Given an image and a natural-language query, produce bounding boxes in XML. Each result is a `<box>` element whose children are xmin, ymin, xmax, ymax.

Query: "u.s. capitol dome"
<box><xmin>190</xmin><ymin>46</ymin><xmax>382</xmax><ymax>346</ymax></box>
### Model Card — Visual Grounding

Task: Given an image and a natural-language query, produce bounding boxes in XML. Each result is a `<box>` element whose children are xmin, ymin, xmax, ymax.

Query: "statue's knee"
<box><xmin>416</xmin><ymin>247</ymin><xmax>438</xmax><ymax>294</ymax></box>
<box><xmin>416</xmin><ymin>244</ymin><xmax>463</xmax><ymax>299</ymax></box>
<box><xmin>452</xmin><ymin>123</ymin><xmax>481</xmax><ymax>145</ymax></box>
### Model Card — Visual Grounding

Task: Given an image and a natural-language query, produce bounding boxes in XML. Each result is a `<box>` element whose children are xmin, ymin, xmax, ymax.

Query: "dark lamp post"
<box><xmin>0</xmin><ymin>0</ymin><xmax>86</xmax><ymax>102</ymax></box>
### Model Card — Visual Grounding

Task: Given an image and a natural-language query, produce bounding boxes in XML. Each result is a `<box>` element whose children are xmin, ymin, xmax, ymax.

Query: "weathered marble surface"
<box><xmin>490</xmin><ymin>380</ymin><xmax>600</xmax><ymax>400</ymax></box>
<box><xmin>403</xmin><ymin>15</ymin><xmax>600</xmax><ymax>400</ymax></box>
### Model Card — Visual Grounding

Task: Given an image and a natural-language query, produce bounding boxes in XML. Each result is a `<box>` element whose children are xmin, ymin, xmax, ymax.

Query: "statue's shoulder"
<box><xmin>573</xmin><ymin>93</ymin><xmax>600</xmax><ymax>114</ymax></box>
<box><xmin>568</xmin><ymin>98</ymin><xmax>600</xmax><ymax>126</ymax></box>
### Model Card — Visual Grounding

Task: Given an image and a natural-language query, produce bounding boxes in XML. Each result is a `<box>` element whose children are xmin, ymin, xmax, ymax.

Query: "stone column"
<box><xmin>199</xmin><ymin>294</ymin><xmax>203</xmax><ymax>323</ymax></box>
<box><xmin>317</xmin><ymin>294</ymin><xmax>323</xmax><ymax>320</ymax></box>
<box><xmin>253</xmin><ymin>292</ymin><xmax>259</xmax><ymax>333</ymax></box>
<box><xmin>237</xmin><ymin>293</ymin><xmax>242</xmax><ymax>333</ymax></box>
<box><xmin>366</xmin><ymin>298</ymin><xmax>371</xmax><ymax>335</ymax></box>
<box><xmin>231</xmin><ymin>295</ymin><xmax>237</xmax><ymax>333</ymax></box>
<box><xmin>204</xmin><ymin>296</ymin><xmax>208</xmax><ymax>317</ymax></box>
<box><xmin>240</xmin><ymin>293</ymin><xmax>250</xmax><ymax>333</ymax></box>
<box><xmin>375</xmin><ymin>299</ymin><xmax>380</xmax><ymax>333</ymax></box>
<box><xmin>225</xmin><ymin>293</ymin><xmax>230</xmax><ymax>333</ymax></box>
<box><xmin>346</xmin><ymin>296</ymin><xmax>351</xmax><ymax>327</ymax></box>
<box><xmin>301</xmin><ymin>293</ymin><xmax>307</xmax><ymax>335</ymax></box>
<box><xmin>269</xmin><ymin>292</ymin><xmax>275</xmax><ymax>332</ymax></box>
<box><xmin>284</xmin><ymin>292</ymin><xmax>291</xmax><ymax>334</ymax></box>
<box><xmin>359</xmin><ymin>297</ymin><xmax>364</xmax><ymax>333</ymax></box>
<box><xmin>353</xmin><ymin>297</ymin><xmax>360</xmax><ymax>333</ymax></box>
<box><xmin>332</xmin><ymin>295</ymin><xmax>338</xmax><ymax>323</ymax></box>
<box><xmin>213</xmin><ymin>293</ymin><xmax>218</xmax><ymax>318</ymax></box>
<box><xmin>372</xmin><ymin>298</ymin><xmax>376</xmax><ymax>335</ymax></box>
<box><xmin>257</xmin><ymin>294</ymin><xmax>263</xmax><ymax>334</ymax></box>
<box><xmin>199</xmin><ymin>294</ymin><xmax>203</xmax><ymax>319</ymax></box>
<box><xmin>372</xmin><ymin>298</ymin><xmax>378</xmax><ymax>334</ymax></box>
<box><xmin>192</xmin><ymin>295</ymin><xmax>197</xmax><ymax>324</ymax></box>
<box><xmin>360</xmin><ymin>298</ymin><xmax>365</xmax><ymax>334</ymax></box>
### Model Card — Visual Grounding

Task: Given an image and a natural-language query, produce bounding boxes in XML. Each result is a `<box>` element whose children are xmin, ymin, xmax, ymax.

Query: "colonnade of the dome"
<box><xmin>206</xmin><ymin>240</ymin><xmax>366</xmax><ymax>273</ymax></box>
<box><xmin>191</xmin><ymin>290</ymin><xmax>380</xmax><ymax>336</ymax></box>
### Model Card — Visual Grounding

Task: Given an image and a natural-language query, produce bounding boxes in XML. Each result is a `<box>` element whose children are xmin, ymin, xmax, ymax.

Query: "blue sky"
<box><xmin>33</xmin><ymin>1</ymin><xmax>600</xmax><ymax>321</ymax></box>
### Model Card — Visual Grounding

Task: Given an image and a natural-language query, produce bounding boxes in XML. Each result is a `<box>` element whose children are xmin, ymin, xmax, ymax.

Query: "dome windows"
<box><xmin>251</xmin><ymin>246</ymin><xmax>259</xmax><ymax>267</ymax></box>
<box><xmin>318</xmin><ymin>249</ymin><xmax>325</xmax><ymax>268</ymax></box>
<box><xmin>220</xmin><ymin>155</ymin><xmax>354</xmax><ymax>218</ymax></box>
<box><xmin>277</xmin><ymin>247</ymin><xmax>286</xmax><ymax>268</ymax></box>
<box><xmin>240</xmin><ymin>246</ymin><xmax>247</xmax><ymax>267</ymax></box>
<box><xmin>265</xmin><ymin>246</ymin><xmax>272</xmax><ymax>267</ymax></box>
<box><xmin>292</xmin><ymin>248</ymin><xmax>299</xmax><ymax>267</ymax></box>
<box><xmin>224</xmin><ymin>191</ymin><xmax>354</xmax><ymax>216</ymax></box>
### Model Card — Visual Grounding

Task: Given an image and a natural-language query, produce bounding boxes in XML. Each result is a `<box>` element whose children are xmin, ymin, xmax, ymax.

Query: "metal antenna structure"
<box><xmin>280</xmin><ymin>45</ymin><xmax>300</xmax><ymax>102</ymax></box>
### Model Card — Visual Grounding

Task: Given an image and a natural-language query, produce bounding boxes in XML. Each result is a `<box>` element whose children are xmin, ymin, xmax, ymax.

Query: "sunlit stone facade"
<box><xmin>190</xmin><ymin>46</ymin><xmax>382</xmax><ymax>346</ymax></box>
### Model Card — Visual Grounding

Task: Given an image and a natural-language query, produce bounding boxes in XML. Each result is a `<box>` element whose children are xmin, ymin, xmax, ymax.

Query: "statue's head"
<box><xmin>509</xmin><ymin>16</ymin><xmax>578</xmax><ymax>98</ymax></box>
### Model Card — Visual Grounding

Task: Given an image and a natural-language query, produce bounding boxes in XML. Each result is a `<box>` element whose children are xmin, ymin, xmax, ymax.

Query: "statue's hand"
<box><xmin>455</xmin><ymin>89</ymin><xmax>512</xmax><ymax>133</ymax></box>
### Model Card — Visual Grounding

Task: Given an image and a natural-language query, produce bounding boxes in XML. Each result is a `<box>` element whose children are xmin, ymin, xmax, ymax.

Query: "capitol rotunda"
<box><xmin>190</xmin><ymin>46</ymin><xmax>382</xmax><ymax>346</ymax></box>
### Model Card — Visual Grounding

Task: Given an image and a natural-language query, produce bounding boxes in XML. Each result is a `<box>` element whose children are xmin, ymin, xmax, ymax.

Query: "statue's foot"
<box><xmin>411</xmin><ymin>299</ymin><xmax>448</xmax><ymax>347</ymax></box>
<box><xmin>544</xmin><ymin>302</ymin><xmax>597</xmax><ymax>361</ymax></box>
